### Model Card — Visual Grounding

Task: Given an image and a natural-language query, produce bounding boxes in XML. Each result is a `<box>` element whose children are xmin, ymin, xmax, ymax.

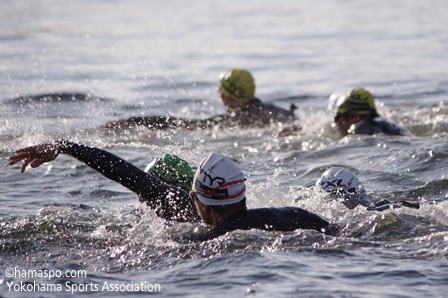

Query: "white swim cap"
<box><xmin>317</xmin><ymin>167</ymin><xmax>366</xmax><ymax>196</ymax></box>
<box><xmin>192</xmin><ymin>153</ymin><xmax>246</xmax><ymax>206</ymax></box>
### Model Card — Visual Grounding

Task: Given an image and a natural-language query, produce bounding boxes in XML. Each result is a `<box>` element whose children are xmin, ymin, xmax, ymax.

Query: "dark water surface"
<box><xmin>1</xmin><ymin>0</ymin><xmax>448</xmax><ymax>297</ymax></box>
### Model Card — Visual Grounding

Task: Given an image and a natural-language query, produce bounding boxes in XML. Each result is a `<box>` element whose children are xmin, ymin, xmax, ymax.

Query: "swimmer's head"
<box><xmin>218</xmin><ymin>69</ymin><xmax>255</xmax><ymax>104</ymax></box>
<box><xmin>192</xmin><ymin>153</ymin><xmax>246</xmax><ymax>206</ymax></box>
<box><xmin>317</xmin><ymin>167</ymin><xmax>366</xmax><ymax>196</ymax></box>
<box><xmin>145</xmin><ymin>154</ymin><xmax>194</xmax><ymax>192</ymax></box>
<box><xmin>335</xmin><ymin>88</ymin><xmax>377</xmax><ymax>116</ymax></box>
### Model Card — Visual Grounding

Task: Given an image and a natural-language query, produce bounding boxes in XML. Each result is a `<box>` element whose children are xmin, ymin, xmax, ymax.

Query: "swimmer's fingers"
<box><xmin>20</xmin><ymin>157</ymin><xmax>34</xmax><ymax>173</ymax></box>
<box><xmin>8</xmin><ymin>155</ymin><xmax>38</xmax><ymax>173</ymax></box>
<box><xmin>15</xmin><ymin>156</ymin><xmax>48</xmax><ymax>173</ymax></box>
<box><xmin>8</xmin><ymin>151</ymin><xmax>34</xmax><ymax>166</ymax></box>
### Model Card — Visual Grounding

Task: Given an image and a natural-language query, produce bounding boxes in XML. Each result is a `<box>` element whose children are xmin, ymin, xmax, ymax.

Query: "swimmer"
<box><xmin>317</xmin><ymin>167</ymin><xmax>419</xmax><ymax>211</ymax></box>
<box><xmin>103</xmin><ymin>69</ymin><xmax>299</xmax><ymax>131</ymax></box>
<box><xmin>144</xmin><ymin>153</ymin><xmax>194</xmax><ymax>193</ymax></box>
<box><xmin>332</xmin><ymin>88</ymin><xmax>412</xmax><ymax>136</ymax></box>
<box><xmin>9</xmin><ymin>140</ymin><xmax>337</xmax><ymax>241</ymax></box>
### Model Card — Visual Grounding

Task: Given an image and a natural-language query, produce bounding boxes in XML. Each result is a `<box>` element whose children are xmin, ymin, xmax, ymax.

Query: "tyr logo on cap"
<box><xmin>199</xmin><ymin>169</ymin><xmax>225</xmax><ymax>187</ymax></box>
<box><xmin>193</xmin><ymin>153</ymin><xmax>246</xmax><ymax>206</ymax></box>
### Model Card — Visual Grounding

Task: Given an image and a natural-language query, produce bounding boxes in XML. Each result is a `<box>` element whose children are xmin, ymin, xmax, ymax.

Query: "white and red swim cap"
<box><xmin>192</xmin><ymin>153</ymin><xmax>246</xmax><ymax>206</ymax></box>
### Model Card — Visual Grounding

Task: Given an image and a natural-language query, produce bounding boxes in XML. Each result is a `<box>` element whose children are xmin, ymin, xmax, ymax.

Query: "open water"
<box><xmin>1</xmin><ymin>0</ymin><xmax>448</xmax><ymax>297</ymax></box>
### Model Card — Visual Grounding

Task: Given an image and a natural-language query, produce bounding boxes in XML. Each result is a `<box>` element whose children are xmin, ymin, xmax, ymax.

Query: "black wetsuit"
<box><xmin>194</xmin><ymin>207</ymin><xmax>332</xmax><ymax>241</ymax></box>
<box><xmin>102</xmin><ymin>98</ymin><xmax>297</xmax><ymax>130</ymax></box>
<box><xmin>350</xmin><ymin>116</ymin><xmax>412</xmax><ymax>136</ymax></box>
<box><xmin>57</xmin><ymin>140</ymin><xmax>334</xmax><ymax>240</ymax></box>
<box><xmin>339</xmin><ymin>194</ymin><xmax>419</xmax><ymax>211</ymax></box>
<box><xmin>233</xmin><ymin>98</ymin><xmax>297</xmax><ymax>127</ymax></box>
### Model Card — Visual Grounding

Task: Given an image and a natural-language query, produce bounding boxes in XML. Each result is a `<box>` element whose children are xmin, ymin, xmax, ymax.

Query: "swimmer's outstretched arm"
<box><xmin>9</xmin><ymin>140</ymin><xmax>198</xmax><ymax>221</ymax></box>
<box><xmin>9</xmin><ymin>140</ymin><xmax>166</xmax><ymax>195</ymax></box>
<box><xmin>101</xmin><ymin>116</ymin><xmax>185</xmax><ymax>129</ymax></box>
<box><xmin>101</xmin><ymin>114</ymin><xmax>230</xmax><ymax>130</ymax></box>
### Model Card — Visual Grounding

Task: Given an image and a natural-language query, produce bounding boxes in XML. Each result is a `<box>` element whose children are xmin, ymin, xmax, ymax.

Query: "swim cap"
<box><xmin>145</xmin><ymin>154</ymin><xmax>194</xmax><ymax>192</ymax></box>
<box><xmin>192</xmin><ymin>153</ymin><xmax>246</xmax><ymax>206</ymax></box>
<box><xmin>317</xmin><ymin>167</ymin><xmax>366</xmax><ymax>196</ymax></box>
<box><xmin>218</xmin><ymin>69</ymin><xmax>255</xmax><ymax>104</ymax></box>
<box><xmin>336</xmin><ymin>88</ymin><xmax>376</xmax><ymax>115</ymax></box>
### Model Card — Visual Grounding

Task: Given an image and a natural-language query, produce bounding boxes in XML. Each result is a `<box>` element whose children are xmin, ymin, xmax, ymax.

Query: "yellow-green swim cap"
<box><xmin>336</xmin><ymin>88</ymin><xmax>376</xmax><ymax>115</ymax></box>
<box><xmin>218</xmin><ymin>69</ymin><xmax>255</xmax><ymax>104</ymax></box>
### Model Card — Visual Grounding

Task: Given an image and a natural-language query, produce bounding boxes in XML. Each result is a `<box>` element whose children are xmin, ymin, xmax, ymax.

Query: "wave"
<box><xmin>3</xmin><ymin>92</ymin><xmax>110</xmax><ymax>105</ymax></box>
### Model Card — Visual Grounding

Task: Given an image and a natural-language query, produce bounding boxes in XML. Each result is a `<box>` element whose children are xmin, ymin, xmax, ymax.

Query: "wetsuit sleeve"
<box><xmin>381</xmin><ymin>121</ymin><xmax>413</xmax><ymax>137</ymax></box>
<box><xmin>352</xmin><ymin>118</ymin><xmax>412</xmax><ymax>136</ymax></box>
<box><xmin>57</xmin><ymin>140</ymin><xmax>199</xmax><ymax>222</ymax></box>
<box><xmin>284</xmin><ymin>207</ymin><xmax>337</xmax><ymax>234</ymax></box>
<box><xmin>102</xmin><ymin>116</ymin><xmax>186</xmax><ymax>129</ymax></box>
<box><xmin>366</xmin><ymin>199</ymin><xmax>420</xmax><ymax>211</ymax></box>
<box><xmin>102</xmin><ymin>115</ymin><xmax>232</xmax><ymax>130</ymax></box>
<box><xmin>351</xmin><ymin>119</ymin><xmax>383</xmax><ymax>135</ymax></box>
<box><xmin>237</xmin><ymin>98</ymin><xmax>296</xmax><ymax>127</ymax></box>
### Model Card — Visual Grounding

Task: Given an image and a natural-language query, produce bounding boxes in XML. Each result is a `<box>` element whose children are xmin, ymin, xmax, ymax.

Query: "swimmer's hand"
<box><xmin>278</xmin><ymin>124</ymin><xmax>301</xmax><ymax>137</ymax></box>
<box><xmin>8</xmin><ymin>143</ymin><xmax>59</xmax><ymax>173</ymax></box>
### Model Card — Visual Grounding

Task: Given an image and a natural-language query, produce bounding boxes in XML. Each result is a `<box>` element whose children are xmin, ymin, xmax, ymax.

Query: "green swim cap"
<box><xmin>144</xmin><ymin>154</ymin><xmax>194</xmax><ymax>192</ymax></box>
<box><xmin>218</xmin><ymin>69</ymin><xmax>255</xmax><ymax>104</ymax></box>
<box><xmin>336</xmin><ymin>88</ymin><xmax>376</xmax><ymax>115</ymax></box>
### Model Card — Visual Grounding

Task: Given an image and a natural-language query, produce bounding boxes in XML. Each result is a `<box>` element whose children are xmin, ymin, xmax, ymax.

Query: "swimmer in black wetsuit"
<box><xmin>102</xmin><ymin>69</ymin><xmax>298</xmax><ymax>131</ymax></box>
<box><xmin>9</xmin><ymin>140</ymin><xmax>336</xmax><ymax>241</ymax></box>
<box><xmin>332</xmin><ymin>88</ymin><xmax>412</xmax><ymax>137</ymax></box>
<box><xmin>317</xmin><ymin>167</ymin><xmax>419</xmax><ymax>211</ymax></box>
